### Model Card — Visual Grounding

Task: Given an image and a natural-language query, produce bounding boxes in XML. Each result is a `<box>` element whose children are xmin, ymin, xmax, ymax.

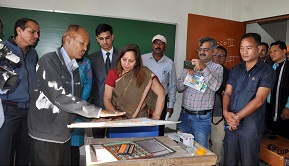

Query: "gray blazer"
<box><xmin>88</xmin><ymin>48</ymin><xmax>118</xmax><ymax>109</ymax></box>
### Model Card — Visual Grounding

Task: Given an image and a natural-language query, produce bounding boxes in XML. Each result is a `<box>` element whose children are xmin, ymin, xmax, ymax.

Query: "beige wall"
<box><xmin>1</xmin><ymin>0</ymin><xmax>288</xmax><ymax>128</ymax></box>
<box><xmin>241</xmin><ymin>0</ymin><xmax>289</xmax><ymax>21</ymax></box>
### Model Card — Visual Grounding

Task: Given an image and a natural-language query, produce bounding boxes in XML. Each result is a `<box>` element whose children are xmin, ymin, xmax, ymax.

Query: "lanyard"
<box><xmin>274</xmin><ymin>60</ymin><xmax>285</xmax><ymax>121</ymax></box>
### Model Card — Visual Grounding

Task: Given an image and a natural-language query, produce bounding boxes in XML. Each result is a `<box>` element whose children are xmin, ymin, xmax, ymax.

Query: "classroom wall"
<box><xmin>1</xmin><ymin>0</ymin><xmax>288</xmax><ymax>129</ymax></box>
<box><xmin>241</xmin><ymin>0</ymin><xmax>289</xmax><ymax>21</ymax></box>
<box><xmin>0</xmin><ymin>0</ymin><xmax>242</xmax><ymax>128</ymax></box>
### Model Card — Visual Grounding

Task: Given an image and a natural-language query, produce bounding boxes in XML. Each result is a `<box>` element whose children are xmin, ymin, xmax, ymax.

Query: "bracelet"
<box><xmin>151</xmin><ymin>112</ymin><xmax>161</xmax><ymax>118</ymax></box>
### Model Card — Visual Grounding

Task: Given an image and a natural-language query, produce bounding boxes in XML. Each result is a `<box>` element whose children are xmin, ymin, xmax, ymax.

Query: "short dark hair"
<box><xmin>241</xmin><ymin>33</ymin><xmax>261</xmax><ymax>46</ymax></box>
<box><xmin>260</xmin><ymin>42</ymin><xmax>269</xmax><ymax>50</ymax></box>
<box><xmin>270</xmin><ymin>40</ymin><xmax>287</xmax><ymax>51</ymax></box>
<box><xmin>199</xmin><ymin>37</ymin><xmax>217</xmax><ymax>50</ymax></box>
<box><xmin>217</xmin><ymin>45</ymin><xmax>227</xmax><ymax>56</ymax></box>
<box><xmin>95</xmin><ymin>24</ymin><xmax>113</xmax><ymax>36</ymax></box>
<box><xmin>14</xmin><ymin>18</ymin><xmax>39</xmax><ymax>37</ymax></box>
<box><xmin>62</xmin><ymin>24</ymin><xmax>84</xmax><ymax>45</ymax></box>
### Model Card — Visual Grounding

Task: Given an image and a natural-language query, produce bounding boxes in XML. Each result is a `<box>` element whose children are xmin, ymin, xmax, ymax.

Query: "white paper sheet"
<box><xmin>68</xmin><ymin>117</ymin><xmax>180</xmax><ymax>128</ymax></box>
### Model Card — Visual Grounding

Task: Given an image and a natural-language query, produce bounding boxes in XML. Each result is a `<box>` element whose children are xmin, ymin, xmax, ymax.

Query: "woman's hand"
<box><xmin>99</xmin><ymin>110</ymin><xmax>125</xmax><ymax>117</ymax></box>
<box><xmin>151</xmin><ymin>112</ymin><xmax>161</xmax><ymax>120</ymax></box>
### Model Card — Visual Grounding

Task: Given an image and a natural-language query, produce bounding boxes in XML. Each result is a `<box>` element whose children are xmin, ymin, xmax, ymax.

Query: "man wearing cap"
<box><xmin>142</xmin><ymin>34</ymin><xmax>177</xmax><ymax>136</ymax></box>
<box><xmin>177</xmin><ymin>37</ymin><xmax>223</xmax><ymax>148</ymax></box>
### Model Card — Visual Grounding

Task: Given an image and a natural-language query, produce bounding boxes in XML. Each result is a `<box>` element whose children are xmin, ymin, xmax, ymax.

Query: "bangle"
<box><xmin>151</xmin><ymin>112</ymin><xmax>161</xmax><ymax>119</ymax></box>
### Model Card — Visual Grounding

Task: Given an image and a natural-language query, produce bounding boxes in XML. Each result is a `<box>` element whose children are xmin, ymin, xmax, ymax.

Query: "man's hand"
<box><xmin>99</xmin><ymin>110</ymin><xmax>125</xmax><ymax>117</ymax></box>
<box><xmin>223</xmin><ymin>111</ymin><xmax>240</xmax><ymax>131</ymax></box>
<box><xmin>280</xmin><ymin>107</ymin><xmax>289</xmax><ymax>120</ymax></box>
<box><xmin>166</xmin><ymin>108</ymin><xmax>173</xmax><ymax>118</ymax></box>
<box><xmin>191</xmin><ymin>59</ymin><xmax>206</xmax><ymax>71</ymax></box>
<box><xmin>187</xmin><ymin>69</ymin><xmax>195</xmax><ymax>76</ymax></box>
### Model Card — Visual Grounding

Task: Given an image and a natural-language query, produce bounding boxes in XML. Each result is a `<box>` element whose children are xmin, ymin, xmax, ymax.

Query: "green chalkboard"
<box><xmin>0</xmin><ymin>7</ymin><xmax>176</xmax><ymax>60</ymax></box>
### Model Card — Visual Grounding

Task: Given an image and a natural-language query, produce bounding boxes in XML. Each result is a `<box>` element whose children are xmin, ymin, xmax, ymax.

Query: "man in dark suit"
<box><xmin>88</xmin><ymin>24</ymin><xmax>118</xmax><ymax>138</ymax></box>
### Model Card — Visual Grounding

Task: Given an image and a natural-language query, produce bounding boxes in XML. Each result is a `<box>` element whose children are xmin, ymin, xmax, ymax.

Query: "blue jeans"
<box><xmin>176</xmin><ymin>108</ymin><xmax>211</xmax><ymax>148</ymax></box>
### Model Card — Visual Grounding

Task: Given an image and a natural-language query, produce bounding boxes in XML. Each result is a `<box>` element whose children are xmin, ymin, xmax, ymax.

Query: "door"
<box><xmin>186</xmin><ymin>14</ymin><xmax>246</xmax><ymax>69</ymax></box>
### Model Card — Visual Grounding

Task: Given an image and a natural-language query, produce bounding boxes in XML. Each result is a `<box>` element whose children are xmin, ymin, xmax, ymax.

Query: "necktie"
<box><xmin>105</xmin><ymin>52</ymin><xmax>111</xmax><ymax>73</ymax></box>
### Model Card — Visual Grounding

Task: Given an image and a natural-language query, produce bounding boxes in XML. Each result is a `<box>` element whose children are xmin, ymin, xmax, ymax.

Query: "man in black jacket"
<box><xmin>266</xmin><ymin>40</ymin><xmax>289</xmax><ymax>139</ymax></box>
<box><xmin>28</xmin><ymin>24</ymin><xmax>124</xmax><ymax>166</ymax></box>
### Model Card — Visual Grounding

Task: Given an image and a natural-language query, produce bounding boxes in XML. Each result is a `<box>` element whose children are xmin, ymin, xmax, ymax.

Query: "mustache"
<box><xmin>81</xmin><ymin>50</ymin><xmax>86</xmax><ymax>54</ymax></box>
<box><xmin>199</xmin><ymin>53</ymin><xmax>206</xmax><ymax>57</ymax></box>
<box><xmin>155</xmin><ymin>48</ymin><xmax>161</xmax><ymax>51</ymax></box>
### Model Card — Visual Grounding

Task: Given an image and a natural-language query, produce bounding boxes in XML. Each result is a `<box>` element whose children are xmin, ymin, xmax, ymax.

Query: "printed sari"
<box><xmin>111</xmin><ymin>67</ymin><xmax>157</xmax><ymax>118</ymax></box>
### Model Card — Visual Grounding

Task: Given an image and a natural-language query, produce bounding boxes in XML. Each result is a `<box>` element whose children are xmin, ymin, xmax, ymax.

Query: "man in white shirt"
<box><xmin>142</xmin><ymin>34</ymin><xmax>177</xmax><ymax>136</ymax></box>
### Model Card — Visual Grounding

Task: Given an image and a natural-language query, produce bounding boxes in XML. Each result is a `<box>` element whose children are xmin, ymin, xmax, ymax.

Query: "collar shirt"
<box><xmin>267</xmin><ymin>59</ymin><xmax>289</xmax><ymax>121</ymax></box>
<box><xmin>227</xmin><ymin>60</ymin><xmax>275</xmax><ymax>131</ymax></box>
<box><xmin>177</xmin><ymin>60</ymin><xmax>223</xmax><ymax>111</ymax></box>
<box><xmin>101</xmin><ymin>47</ymin><xmax>113</xmax><ymax>63</ymax></box>
<box><xmin>267</xmin><ymin>60</ymin><xmax>289</xmax><ymax>108</ymax></box>
<box><xmin>228</xmin><ymin>60</ymin><xmax>275</xmax><ymax>113</ymax></box>
<box><xmin>60</xmin><ymin>47</ymin><xmax>79</xmax><ymax>96</ymax></box>
<box><xmin>142</xmin><ymin>53</ymin><xmax>177</xmax><ymax>108</ymax></box>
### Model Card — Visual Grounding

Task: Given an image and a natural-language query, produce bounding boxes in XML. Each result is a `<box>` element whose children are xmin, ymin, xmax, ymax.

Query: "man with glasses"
<box><xmin>210</xmin><ymin>45</ymin><xmax>230</xmax><ymax>165</ymax></box>
<box><xmin>177</xmin><ymin>37</ymin><xmax>223</xmax><ymax>148</ymax></box>
<box><xmin>0</xmin><ymin>18</ymin><xmax>39</xmax><ymax>166</ymax></box>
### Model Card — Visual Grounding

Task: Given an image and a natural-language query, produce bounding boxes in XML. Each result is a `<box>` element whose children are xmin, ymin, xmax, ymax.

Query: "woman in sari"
<box><xmin>104</xmin><ymin>44</ymin><xmax>165</xmax><ymax>120</ymax></box>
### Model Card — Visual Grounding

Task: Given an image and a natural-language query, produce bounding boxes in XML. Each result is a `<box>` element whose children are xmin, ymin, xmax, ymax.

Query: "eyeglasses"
<box><xmin>197</xmin><ymin>48</ymin><xmax>211</xmax><ymax>52</ymax></box>
<box><xmin>213</xmin><ymin>54</ymin><xmax>226</xmax><ymax>59</ymax></box>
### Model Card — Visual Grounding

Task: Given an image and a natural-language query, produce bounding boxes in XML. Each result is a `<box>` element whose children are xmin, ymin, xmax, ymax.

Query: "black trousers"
<box><xmin>223</xmin><ymin>126</ymin><xmax>262</xmax><ymax>166</ymax></box>
<box><xmin>158</xmin><ymin>95</ymin><xmax>168</xmax><ymax>136</ymax></box>
<box><xmin>0</xmin><ymin>103</ymin><xmax>29</xmax><ymax>166</ymax></box>
<box><xmin>30</xmin><ymin>137</ymin><xmax>71</xmax><ymax>166</ymax></box>
<box><xmin>92</xmin><ymin>128</ymin><xmax>106</xmax><ymax>138</ymax></box>
<box><xmin>71</xmin><ymin>146</ymin><xmax>80</xmax><ymax>166</ymax></box>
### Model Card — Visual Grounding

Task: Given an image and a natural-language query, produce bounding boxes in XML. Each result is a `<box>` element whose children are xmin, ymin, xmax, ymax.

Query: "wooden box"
<box><xmin>260</xmin><ymin>136</ymin><xmax>289</xmax><ymax>166</ymax></box>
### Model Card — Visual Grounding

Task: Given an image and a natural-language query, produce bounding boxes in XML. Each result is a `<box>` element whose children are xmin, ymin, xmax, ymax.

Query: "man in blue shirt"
<box><xmin>0</xmin><ymin>18</ymin><xmax>39</xmax><ymax>166</ymax></box>
<box><xmin>142</xmin><ymin>34</ymin><xmax>177</xmax><ymax>136</ymax></box>
<box><xmin>223</xmin><ymin>33</ymin><xmax>275</xmax><ymax>165</ymax></box>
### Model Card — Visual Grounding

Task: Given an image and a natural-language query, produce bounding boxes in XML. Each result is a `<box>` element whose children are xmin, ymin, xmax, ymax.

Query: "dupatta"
<box><xmin>111</xmin><ymin>67</ymin><xmax>157</xmax><ymax>118</ymax></box>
